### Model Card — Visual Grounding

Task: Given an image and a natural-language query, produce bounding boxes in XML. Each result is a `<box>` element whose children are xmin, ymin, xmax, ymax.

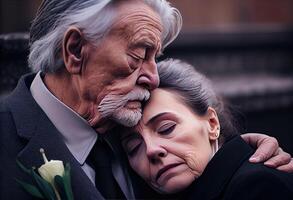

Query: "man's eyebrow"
<box><xmin>146</xmin><ymin>112</ymin><xmax>169</xmax><ymax>126</ymax></box>
<box><xmin>131</xmin><ymin>41</ymin><xmax>155</xmax><ymax>49</ymax></box>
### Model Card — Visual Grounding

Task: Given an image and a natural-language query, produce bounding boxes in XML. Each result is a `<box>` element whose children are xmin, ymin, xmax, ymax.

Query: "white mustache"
<box><xmin>98</xmin><ymin>87</ymin><xmax>150</xmax><ymax>119</ymax></box>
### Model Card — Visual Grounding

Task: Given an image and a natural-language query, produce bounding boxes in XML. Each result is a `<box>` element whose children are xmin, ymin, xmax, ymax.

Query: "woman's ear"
<box><xmin>206</xmin><ymin>107</ymin><xmax>220</xmax><ymax>141</ymax></box>
<box><xmin>62</xmin><ymin>26</ymin><xmax>84</xmax><ymax>74</ymax></box>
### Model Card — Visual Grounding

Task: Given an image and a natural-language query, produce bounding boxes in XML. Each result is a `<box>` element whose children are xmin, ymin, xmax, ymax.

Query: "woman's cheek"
<box><xmin>184</xmin><ymin>151</ymin><xmax>207</xmax><ymax>178</ymax></box>
<box><xmin>164</xmin><ymin>140</ymin><xmax>204</xmax><ymax>175</ymax></box>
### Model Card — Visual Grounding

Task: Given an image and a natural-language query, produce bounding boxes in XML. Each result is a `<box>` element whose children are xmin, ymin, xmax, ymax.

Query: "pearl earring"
<box><xmin>215</xmin><ymin>127</ymin><xmax>220</xmax><ymax>138</ymax></box>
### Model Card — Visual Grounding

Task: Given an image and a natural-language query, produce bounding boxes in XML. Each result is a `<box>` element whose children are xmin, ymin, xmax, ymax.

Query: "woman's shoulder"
<box><xmin>185</xmin><ymin>136</ymin><xmax>293</xmax><ymax>200</ymax></box>
<box><xmin>223</xmin><ymin>161</ymin><xmax>293</xmax><ymax>200</ymax></box>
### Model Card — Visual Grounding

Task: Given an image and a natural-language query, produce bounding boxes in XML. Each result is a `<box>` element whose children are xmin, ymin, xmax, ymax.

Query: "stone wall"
<box><xmin>0</xmin><ymin>33</ymin><xmax>30</xmax><ymax>95</ymax></box>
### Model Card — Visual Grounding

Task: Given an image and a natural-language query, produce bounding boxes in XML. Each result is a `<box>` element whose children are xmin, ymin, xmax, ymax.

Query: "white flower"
<box><xmin>38</xmin><ymin>148</ymin><xmax>65</xmax><ymax>185</ymax></box>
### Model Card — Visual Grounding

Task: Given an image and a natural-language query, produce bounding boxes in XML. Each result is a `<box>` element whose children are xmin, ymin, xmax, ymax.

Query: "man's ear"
<box><xmin>62</xmin><ymin>27</ymin><xmax>84</xmax><ymax>74</ymax></box>
<box><xmin>206</xmin><ymin>107</ymin><xmax>220</xmax><ymax>141</ymax></box>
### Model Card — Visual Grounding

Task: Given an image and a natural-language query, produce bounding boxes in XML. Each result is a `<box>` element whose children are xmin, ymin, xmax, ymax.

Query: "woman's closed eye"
<box><xmin>157</xmin><ymin>121</ymin><xmax>176</xmax><ymax>135</ymax></box>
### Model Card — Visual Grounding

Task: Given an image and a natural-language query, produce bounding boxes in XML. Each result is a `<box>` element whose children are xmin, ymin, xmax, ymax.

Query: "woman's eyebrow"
<box><xmin>146</xmin><ymin>112</ymin><xmax>169</xmax><ymax>126</ymax></box>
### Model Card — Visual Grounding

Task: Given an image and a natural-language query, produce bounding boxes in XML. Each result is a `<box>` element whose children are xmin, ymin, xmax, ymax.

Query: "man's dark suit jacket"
<box><xmin>184</xmin><ymin>136</ymin><xmax>293</xmax><ymax>200</ymax></box>
<box><xmin>0</xmin><ymin>74</ymin><xmax>117</xmax><ymax>200</ymax></box>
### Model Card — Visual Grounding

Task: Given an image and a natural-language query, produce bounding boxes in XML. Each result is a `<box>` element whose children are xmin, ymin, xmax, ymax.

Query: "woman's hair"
<box><xmin>28</xmin><ymin>0</ymin><xmax>182</xmax><ymax>73</ymax></box>
<box><xmin>157</xmin><ymin>59</ymin><xmax>239</xmax><ymax>144</ymax></box>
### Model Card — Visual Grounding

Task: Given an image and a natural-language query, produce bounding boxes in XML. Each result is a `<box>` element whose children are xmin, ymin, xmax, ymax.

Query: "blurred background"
<box><xmin>0</xmin><ymin>0</ymin><xmax>293</xmax><ymax>153</ymax></box>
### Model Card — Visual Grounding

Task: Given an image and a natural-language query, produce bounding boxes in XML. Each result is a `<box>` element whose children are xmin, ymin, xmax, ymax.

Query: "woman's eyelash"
<box><xmin>158</xmin><ymin>123</ymin><xmax>176</xmax><ymax>135</ymax></box>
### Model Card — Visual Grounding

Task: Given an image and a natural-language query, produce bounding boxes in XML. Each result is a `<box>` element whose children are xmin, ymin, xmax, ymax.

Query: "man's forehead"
<box><xmin>129</xmin><ymin>34</ymin><xmax>162</xmax><ymax>53</ymax></box>
<box><xmin>112</xmin><ymin>1</ymin><xmax>162</xmax><ymax>32</ymax></box>
<box><xmin>115</xmin><ymin>0</ymin><xmax>159</xmax><ymax>17</ymax></box>
<box><xmin>109</xmin><ymin>2</ymin><xmax>163</xmax><ymax>51</ymax></box>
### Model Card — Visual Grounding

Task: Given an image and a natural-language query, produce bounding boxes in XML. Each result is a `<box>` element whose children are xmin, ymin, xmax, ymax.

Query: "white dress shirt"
<box><xmin>30</xmin><ymin>72</ymin><xmax>98</xmax><ymax>184</ymax></box>
<box><xmin>30</xmin><ymin>72</ymin><xmax>135</xmax><ymax>199</ymax></box>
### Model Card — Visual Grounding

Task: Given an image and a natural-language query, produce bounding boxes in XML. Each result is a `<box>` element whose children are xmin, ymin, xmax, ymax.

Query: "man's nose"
<box><xmin>137</xmin><ymin>60</ymin><xmax>160</xmax><ymax>90</ymax></box>
<box><xmin>145</xmin><ymin>140</ymin><xmax>167</xmax><ymax>164</ymax></box>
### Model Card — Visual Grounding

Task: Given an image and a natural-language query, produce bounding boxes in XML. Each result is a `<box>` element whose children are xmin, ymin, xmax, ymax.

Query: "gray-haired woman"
<box><xmin>121</xmin><ymin>59</ymin><xmax>293</xmax><ymax>199</ymax></box>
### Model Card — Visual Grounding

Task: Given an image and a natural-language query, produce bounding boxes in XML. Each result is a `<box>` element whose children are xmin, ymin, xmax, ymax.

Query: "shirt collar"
<box><xmin>30</xmin><ymin>72</ymin><xmax>97</xmax><ymax>165</ymax></box>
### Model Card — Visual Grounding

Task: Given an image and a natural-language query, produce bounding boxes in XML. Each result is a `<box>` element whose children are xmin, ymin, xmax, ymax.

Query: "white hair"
<box><xmin>28</xmin><ymin>0</ymin><xmax>182</xmax><ymax>73</ymax></box>
<box><xmin>98</xmin><ymin>87</ymin><xmax>150</xmax><ymax>127</ymax></box>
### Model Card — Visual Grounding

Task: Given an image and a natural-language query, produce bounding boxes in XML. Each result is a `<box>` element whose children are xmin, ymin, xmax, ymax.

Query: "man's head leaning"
<box><xmin>28</xmin><ymin>0</ymin><xmax>182</xmax><ymax>131</ymax></box>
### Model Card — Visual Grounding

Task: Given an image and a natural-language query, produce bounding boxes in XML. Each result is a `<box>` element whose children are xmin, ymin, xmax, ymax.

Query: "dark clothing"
<box><xmin>0</xmin><ymin>74</ymin><xmax>124</xmax><ymax>200</ymax></box>
<box><xmin>87</xmin><ymin>137</ymin><xmax>125</xmax><ymax>199</ymax></box>
<box><xmin>184</xmin><ymin>136</ymin><xmax>293</xmax><ymax>200</ymax></box>
<box><xmin>2</xmin><ymin>74</ymin><xmax>293</xmax><ymax>200</ymax></box>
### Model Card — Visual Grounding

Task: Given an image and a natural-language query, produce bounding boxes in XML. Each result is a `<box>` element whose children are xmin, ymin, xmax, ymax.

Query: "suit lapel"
<box><xmin>8</xmin><ymin>74</ymin><xmax>104</xmax><ymax>200</ymax></box>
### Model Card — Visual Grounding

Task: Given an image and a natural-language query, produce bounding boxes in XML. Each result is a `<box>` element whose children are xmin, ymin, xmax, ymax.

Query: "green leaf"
<box><xmin>15</xmin><ymin>178</ymin><xmax>44</xmax><ymax>199</ymax></box>
<box><xmin>31</xmin><ymin>169</ymin><xmax>57</xmax><ymax>200</ymax></box>
<box><xmin>54</xmin><ymin>163</ymin><xmax>74</xmax><ymax>200</ymax></box>
<box><xmin>16</xmin><ymin>159</ymin><xmax>31</xmax><ymax>174</ymax></box>
<box><xmin>54</xmin><ymin>175</ymin><xmax>67</xmax><ymax>200</ymax></box>
<box><xmin>63</xmin><ymin>163</ymin><xmax>74</xmax><ymax>200</ymax></box>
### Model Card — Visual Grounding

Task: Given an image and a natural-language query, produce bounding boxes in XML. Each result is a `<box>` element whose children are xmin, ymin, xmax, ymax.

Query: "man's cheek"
<box><xmin>110</xmin><ymin>71</ymin><xmax>140</xmax><ymax>94</ymax></box>
<box><xmin>109</xmin><ymin>56</ymin><xmax>133</xmax><ymax>78</ymax></box>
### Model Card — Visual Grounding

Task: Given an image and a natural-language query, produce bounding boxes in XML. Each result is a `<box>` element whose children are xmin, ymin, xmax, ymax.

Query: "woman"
<box><xmin>120</xmin><ymin>59</ymin><xmax>293</xmax><ymax>199</ymax></box>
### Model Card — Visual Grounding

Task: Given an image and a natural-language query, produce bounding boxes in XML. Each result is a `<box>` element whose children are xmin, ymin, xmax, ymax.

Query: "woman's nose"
<box><xmin>145</xmin><ymin>141</ymin><xmax>167</xmax><ymax>164</ymax></box>
<box><xmin>137</xmin><ymin>61</ymin><xmax>160</xmax><ymax>90</ymax></box>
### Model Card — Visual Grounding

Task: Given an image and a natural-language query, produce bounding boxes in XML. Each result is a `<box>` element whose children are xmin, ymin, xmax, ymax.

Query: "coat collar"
<box><xmin>185</xmin><ymin>136</ymin><xmax>254</xmax><ymax>200</ymax></box>
<box><xmin>7</xmin><ymin>74</ymin><xmax>104</xmax><ymax>200</ymax></box>
<box><xmin>7</xmin><ymin>73</ymin><xmax>41</xmax><ymax>139</ymax></box>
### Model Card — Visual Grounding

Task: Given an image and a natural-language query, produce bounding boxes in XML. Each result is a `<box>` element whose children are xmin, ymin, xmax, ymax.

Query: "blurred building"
<box><xmin>170</xmin><ymin>0</ymin><xmax>293</xmax><ymax>30</ymax></box>
<box><xmin>1</xmin><ymin>0</ymin><xmax>293</xmax><ymax>33</ymax></box>
<box><xmin>1</xmin><ymin>0</ymin><xmax>293</xmax><ymax>153</ymax></box>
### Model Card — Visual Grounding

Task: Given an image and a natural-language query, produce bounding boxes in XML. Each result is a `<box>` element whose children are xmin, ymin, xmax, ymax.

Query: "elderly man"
<box><xmin>0</xmin><ymin>0</ymin><xmax>292</xmax><ymax>200</ymax></box>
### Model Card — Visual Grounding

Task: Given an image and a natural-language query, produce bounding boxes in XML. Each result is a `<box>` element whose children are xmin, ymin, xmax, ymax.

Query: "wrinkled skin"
<box><xmin>121</xmin><ymin>89</ymin><xmax>221</xmax><ymax>194</ymax></box>
<box><xmin>44</xmin><ymin>1</ymin><xmax>162</xmax><ymax>132</ymax></box>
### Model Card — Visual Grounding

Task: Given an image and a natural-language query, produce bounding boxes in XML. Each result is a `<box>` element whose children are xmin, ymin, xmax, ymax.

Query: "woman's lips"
<box><xmin>156</xmin><ymin>163</ymin><xmax>183</xmax><ymax>182</ymax></box>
